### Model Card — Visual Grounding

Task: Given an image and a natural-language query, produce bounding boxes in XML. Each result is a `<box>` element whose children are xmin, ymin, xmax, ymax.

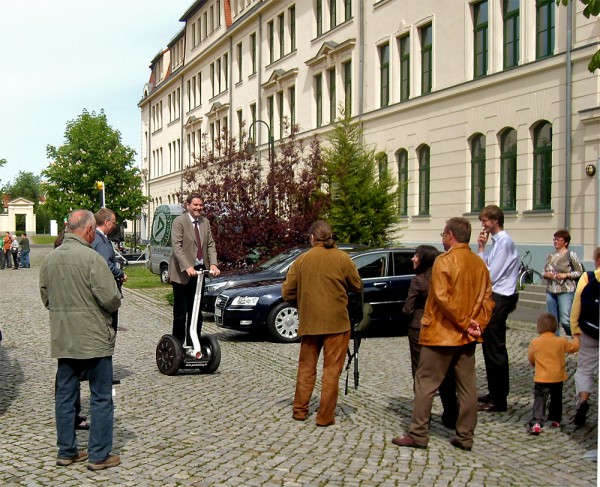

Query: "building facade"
<box><xmin>139</xmin><ymin>0</ymin><xmax>600</xmax><ymax>267</ymax></box>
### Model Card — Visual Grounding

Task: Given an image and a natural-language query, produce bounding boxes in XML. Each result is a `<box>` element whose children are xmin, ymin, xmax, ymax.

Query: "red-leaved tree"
<box><xmin>181</xmin><ymin>121</ymin><xmax>329</xmax><ymax>268</ymax></box>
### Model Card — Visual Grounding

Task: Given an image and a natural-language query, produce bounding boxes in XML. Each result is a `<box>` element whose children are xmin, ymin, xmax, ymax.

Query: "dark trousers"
<box><xmin>172</xmin><ymin>278</ymin><xmax>202</xmax><ymax>345</ymax></box>
<box><xmin>482</xmin><ymin>292</ymin><xmax>518</xmax><ymax>408</ymax></box>
<box><xmin>531</xmin><ymin>382</ymin><xmax>563</xmax><ymax>426</ymax></box>
<box><xmin>2</xmin><ymin>250</ymin><xmax>11</xmax><ymax>268</ymax></box>
<box><xmin>409</xmin><ymin>343</ymin><xmax>477</xmax><ymax>448</ymax></box>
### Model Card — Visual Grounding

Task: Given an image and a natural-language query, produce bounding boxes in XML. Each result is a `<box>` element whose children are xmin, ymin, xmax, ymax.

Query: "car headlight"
<box><xmin>206</xmin><ymin>281</ymin><xmax>229</xmax><ymax>293</ymax></box>
<box><xmin>231</xmin><ymin>296</ymin><xmax>260</xmax><ymax>306</ymax></box>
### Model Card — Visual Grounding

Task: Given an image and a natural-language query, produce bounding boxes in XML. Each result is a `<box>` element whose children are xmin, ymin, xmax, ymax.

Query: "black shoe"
<box><xmin>477</xmin><ymin>393</ymin><xmax>490</xmax><ymax>403</ymax></box>
<box><xmin>450</xmin><ymin>438</ymin><xmax>472</xmax><ymax>451</ymax></box>
<box><xmin>112</xmin><ymin>379</ymin><xmax>121</xmax><ymax>385</ymax></box>
<box><xmin>478</xmin><ymin>402</ymin><xmax>507</xmax><ymax>413</ymax></box>
<box><xmin>575</xmin><ymin>401</ymin><xmax>589</xmax><ymax>427</ymax></box>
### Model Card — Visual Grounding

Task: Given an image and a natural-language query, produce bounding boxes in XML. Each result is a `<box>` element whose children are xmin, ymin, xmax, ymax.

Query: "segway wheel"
<box><xmin>156</xmin><ymin>334</ymin><xmax>183</xmax><ymax>375</ymax></box>
<box><xmin>199</xmin><ymin>335</ymin><xmax>221</xmax><ymax>374</ymax></box>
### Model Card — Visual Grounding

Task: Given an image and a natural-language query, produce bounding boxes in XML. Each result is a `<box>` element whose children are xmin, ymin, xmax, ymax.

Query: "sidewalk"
<box><xmin>0</xmin><ymin>262</ymin><xmax>597</xmax><ymax>486</ymax></box>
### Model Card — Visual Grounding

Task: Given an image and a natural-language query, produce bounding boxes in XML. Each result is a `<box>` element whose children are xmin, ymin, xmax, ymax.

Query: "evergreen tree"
<box><xmin>324</xmin><ymin>113</ymin><xmax>399</xmax><ymax>246</ymax></box>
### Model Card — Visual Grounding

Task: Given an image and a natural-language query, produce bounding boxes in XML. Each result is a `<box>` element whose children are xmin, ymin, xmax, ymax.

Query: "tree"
<box><xmin>0</xmin><ymin>158</ymin><xmax>6</xmax><ymax>187</ymax></box>
<box><xmin>323</xmin><ymin>113</ymin><xmax>399</xmax><ymax>246</ymax></box>
<box><xmin>43</xmin><ymin>109</ymin><xmax>148</xmax><ymax>221</ymax></box>
<box><xmin>182</xmin><ymin>121</ymin><xmax>329</xmax><ymax>267</ymax></box>
<box><xmin>3</xmin><ymin>171</ymin><xmax>42</xmax><ymax>205</ymax></box>
<box><xmin>558</xmin><ymin>0</ymin><xmax>600</xmax><ymax>72</ymax></box>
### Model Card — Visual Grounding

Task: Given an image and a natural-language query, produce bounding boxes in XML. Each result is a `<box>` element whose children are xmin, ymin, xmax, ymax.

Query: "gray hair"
<box><xmin>67</xmin><ymin>210</ymin><xmax>95</xmax><ymax>232</ymax></box>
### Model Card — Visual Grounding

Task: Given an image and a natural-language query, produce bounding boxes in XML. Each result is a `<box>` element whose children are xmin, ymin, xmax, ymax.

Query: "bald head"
<box><xmin>67</xmin><ymin>210</ymin><xmax>96</xmax><ymax>244</ymax></box>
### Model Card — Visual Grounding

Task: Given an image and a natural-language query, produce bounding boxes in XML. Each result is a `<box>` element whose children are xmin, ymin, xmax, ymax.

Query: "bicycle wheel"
<box><xmin>520</xmin><ymin>269</ymin><xmax>542</xmax><ymax>287</ymax></box>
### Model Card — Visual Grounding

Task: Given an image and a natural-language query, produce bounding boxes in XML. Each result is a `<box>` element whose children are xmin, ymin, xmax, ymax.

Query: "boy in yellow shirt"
<box><xmin>527</xmin><ymin>312</ymin><xmax>580</xmax><ymax>434</ymax></box>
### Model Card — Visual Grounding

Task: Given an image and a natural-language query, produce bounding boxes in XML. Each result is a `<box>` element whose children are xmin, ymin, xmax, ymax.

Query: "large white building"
<box><xmin>139</xmin><ymin>0</ymin><xmax>600</xmax><ymax>268</ymax></box>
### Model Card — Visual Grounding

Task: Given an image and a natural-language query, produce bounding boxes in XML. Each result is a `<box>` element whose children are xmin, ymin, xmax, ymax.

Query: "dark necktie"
<box><xmin>193</xmin><ymin>221</ymin><xmax>203</xmax><ymax>260</ymax></box>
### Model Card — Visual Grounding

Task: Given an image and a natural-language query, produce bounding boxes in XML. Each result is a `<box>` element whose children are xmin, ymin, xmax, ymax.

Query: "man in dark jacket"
<box><xmin>40</xmin><ymin>210</ymin><xmax>122</xmax><ymax>471</ymax></box>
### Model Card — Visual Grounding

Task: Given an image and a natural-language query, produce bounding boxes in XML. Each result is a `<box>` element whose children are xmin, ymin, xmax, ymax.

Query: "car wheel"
<box><xmin>267</xmin><ymin>302</ymin><xmax>300</xmax><ymax>343</ymax></box>
<box><xmin>160</xmin><ymin>264</ymin><xmax>169</xmax><ymax>284</ymax></box>
<box><xmin>156</xmin><ymin>334</ymin><xmax>183</xmax><ymax>375</ymax></box>
<box><xmin>199</xmin><ymin>335</ymin><xmax>221</xmax><ymax>374</ymax></box>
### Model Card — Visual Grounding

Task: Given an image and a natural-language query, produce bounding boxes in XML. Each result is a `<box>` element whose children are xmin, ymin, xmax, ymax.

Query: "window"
<box><xmin>216</xmin><ymin>58</ymin><xmax>222</xmax><ymax>92</ymax></box>
<box><xmin>289</xmin><ymin>85</ymin><xmax>296</xmax><ymax>127</ymax></box>
<box><xmin>418</xmin><ymin>145</ymin><xmax>430</xmax><ymax>215</ymax></box>
<box><xmin>343</xmin><ymin>60</ymin><xmax>352</xmax><ymax>115</ymax></box>
<box><xmin>345</xmin><ymin>0</ymin><xmax>352</xmax><ymax>21</ymax></box>
<box><xmin>210</xmin><ymin>6</ymin><xmax>214</xmax><ymax>32</ymax></box>
<box><xmin>379</xmin><ymin>43</ymin><xmax>390</xmax><ymax>107</ymax></box>
<box><xmin>237</xmin><ymin>42</ymin><xmax>243</xmax><ymax>82</ymax></box>
<box><xmin>399</xmin><ymin>34</ymin><xmax>410</xmax><ymax>101</ymax></box>
<box><xmin>317</xmin><ymin>0</ymin><xmax>323</xmax><ymax>36</ymax></box>
<box><xmin>216</xmin><ymin>0</ymin><xmax>221</xmax><ymax>27</ymax></box>
<box><xmin>237</xmin><ymin>109</ymin><xmax>243</xmax><ymax>149</ymax></box>
<box><xmin>267</xmin><ymin>95</ymin><xmax>274</xmax><ymax>138</ymax></box>
<box><xmin>268</xmin><ymin>20</ymin><xmax>274</xmax><ymax>64</ymax></box>
<box><xmin>290</xmin><ymin>6</ymin><xmax>296</xmax><ymax>51</ymax></box>
<box><xmin>533</xmin><ymin>122</ymin><xmax>552</xmax><ymax>209</ymax></box>
<box><xmin>278</xmin><ymin>13</ymin><xmax>285</xmax><ymax>58</ymax></box>
<box><xmin>420</xmin><ymin>24</ymin><xmax>432</xmax><ymax>94</ymax></box>
<box><xmin>474</xmin><ymin>1</ymin><xmax>488</xmax><ymax>78</ymax></box>
<box><xmin>210</xmin><ymin>63</ymin><xmax>215</xmax><ymax>97</ymax></box>
<box><xmin>503</xmin><ymin>0</ymin><xmax>519</xmax><ymax>69</ymax></box>
<box><xmin>278</xmin><ymin>90</ymin><xmax>284</xmax><ymax>139</ymax></box>
<box><xmin>203</xmin><ymin>12</ymin><xmax>208</xmax><ymax>39</ymax></box>
<box><xmin>536</xmin><ymin>0</ymin><xmax>555</xmax><ymax>59</ymax></box>
<box><xmin>315</xmin><ymin>73</ymin><xmax>323</xmax><ymax>127</ymax></box>
<box><xmin>223</xmin><ymin>53</ymin><xmax>228</xmax><ymax>90</ymax></box>
<box><xmin>250</xmin><ymin>33</ymin><xmax>257</xmax><ymax>74</ymax></box>
<box><xmin>377</xmin><ymin>152</ymin><xmax>388</xmax><ymax>180</ymax></box>
<box><xmin>354</xmin><ymin>252</ymin><xmax>387</xmax><ymax>279</ymax></box>
<box><xmin>396</xmin><ymin>149</ymin><xmax>408</xmax><ymax>216</ymax></box>
<box><xmin>329</xmin><ymin>0</ymin><xmax>336</xmax><ymax>29</ymax></box>
<box><xmin>500</xmin><ymin>128</ymin><xmax>517</xmax><ymax>210</ymax></box>
<box><xmin>250</xmin><ymin>103</ymin><xmax>257</xmax><ymax>139</ymax></box>
<box><xmin>328</xmin><ymin>68</ymin><xmax>336</xmax><ymax>123</ymax></box>
<box><xmin>470</xmin><ymin>134</ymin><xmax>486</xmax><ymax>211</ymax></box>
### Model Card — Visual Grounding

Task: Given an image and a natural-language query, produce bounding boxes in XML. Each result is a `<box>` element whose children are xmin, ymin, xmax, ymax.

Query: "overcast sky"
<box><xmin>0</xmin><ymin>0</ymin><xmax>192</xmax><ymax>186</ymax></box>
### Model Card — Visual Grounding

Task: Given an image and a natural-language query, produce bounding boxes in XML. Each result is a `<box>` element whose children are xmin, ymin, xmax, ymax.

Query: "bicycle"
<box><xmin>518</xmin><ymin>250</ymin><xmax>543</xmax><ymax>289</ymax></box>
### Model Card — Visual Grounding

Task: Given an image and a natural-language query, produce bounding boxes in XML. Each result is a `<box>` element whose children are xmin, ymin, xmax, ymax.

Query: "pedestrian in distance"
<box><xmin>476</xmin><ymin>205</ymin><xmax>520</xmax><ymax>413</ymax></box>
<box><xmin>169</xmin><ymin>193</ymin><xmax>220</xmax><ymax>349</ymax></box>
<box><xmin>19</xmin><ymin>233</ymin><xmax>30</xmax><ymax>268</ymax></box>
<box><xmin>402</xmin><ymin>245</ymin><xmax>459</xmax><ymax>429</ymax></box>
<box><xmin>2</xmin><ymin>231</ymin><xmax>12</xmax><ymax>269</ymax></box>
<box><xmin>527</xmin><ymin>313</ymin><xmax>580</xmax><ymax>435</ymax></box>
<box><xmin>10</xmin><ymin>234</ymin><xmax>19</xmax><ymax>269</ymax></box>
<box><xmin>40</xmin><ymin>209</ymin><xmax>122</xmax><ymax>471</ymax></box>
<box><xmin>542</xmin><ymin>229</ymin><xmax>584</xmax><ymax>337</ymax></box>
<box><xmin>282</xmin><ymin>220</ymin><xmax>362</xmax><ymax>427</ymax></box>
<box><xmin>570</xmin><ymin>246</ymin><xmax>600</xmax><ymax>427</ymax></box>
<box><xmin>392</xmin><ymin>217</ymin><xmax>494</xmax><ymax>451</ymax></box>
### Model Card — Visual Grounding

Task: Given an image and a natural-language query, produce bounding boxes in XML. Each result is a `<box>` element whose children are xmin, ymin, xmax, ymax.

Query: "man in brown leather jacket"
<box><xmin>392</xmin><ymin>217</ymin><xmax>494</xmax><ymax>451</ymax></box>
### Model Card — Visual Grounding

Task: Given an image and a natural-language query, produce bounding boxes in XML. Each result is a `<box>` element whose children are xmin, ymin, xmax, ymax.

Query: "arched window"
<box><xmin>418</xmin><ymin>145</ymin><xmax>430</xmax><ymax>215</ymax></box>
<box><xmin>376</xmin><ymin>152</ymin><xmax>388</xmax><ymax>180</ymax></box>
<box><xmin>396</xmin><ymin>149</ymin><xmax>408</xmax><ymax>216</ymax></box>
<box><xmin>470</xmin><ymin>134</ymin><xmax>486</xmax><ymax>212</ymax></box>
<box><xmin>533</xmin><ymin>121</ymin><xmax>552</xmax><ymax>209</ymax></box>
<box><xmin>500</xmin><ymin>128</ymin><xmax>517</xmax><ymax>210</ymax></box>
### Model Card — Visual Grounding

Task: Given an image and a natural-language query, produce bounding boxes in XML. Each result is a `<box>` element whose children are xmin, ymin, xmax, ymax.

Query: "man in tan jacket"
<box><xmin>283</xmin><ymin>220</ymin><xmax>362</xmax><ymax>426</ymax></box>
<box><xmin>393</xmin><ymin>217</ymin><xmax>494</xmax><ymax>451</ymax></box>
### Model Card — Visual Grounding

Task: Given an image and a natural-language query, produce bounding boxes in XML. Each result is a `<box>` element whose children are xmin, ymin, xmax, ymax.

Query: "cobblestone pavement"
<box><xmin>0</xmin><ymin>248</ymin><xmax>597</xmax><ymax>486</ymax></box>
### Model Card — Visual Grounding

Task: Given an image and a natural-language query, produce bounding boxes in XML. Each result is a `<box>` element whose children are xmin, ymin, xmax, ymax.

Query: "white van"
<box><xmin>148</xmin><ymin>204</ymin><xmax>185</xmax><ymax>283</ymax></box>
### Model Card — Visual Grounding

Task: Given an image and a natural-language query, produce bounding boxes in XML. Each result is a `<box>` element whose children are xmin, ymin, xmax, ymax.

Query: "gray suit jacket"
<box><xmin>168</xmin><ymin>213</ymin><xmax>218</xmax><ymax>285</ymax></box>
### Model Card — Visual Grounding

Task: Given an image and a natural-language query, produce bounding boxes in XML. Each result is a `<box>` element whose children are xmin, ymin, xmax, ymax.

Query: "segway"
<box><xmin>156</xmin><ymin>269</ymin><xmax>221</xmax><ymax>375</ymax></box>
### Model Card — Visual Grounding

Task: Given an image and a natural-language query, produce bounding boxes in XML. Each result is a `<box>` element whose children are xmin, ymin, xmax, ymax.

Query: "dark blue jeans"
<box><xmin>56</xmin><ymin>357</ymin><xmax>114</xmax><ymax>462</ymax></box>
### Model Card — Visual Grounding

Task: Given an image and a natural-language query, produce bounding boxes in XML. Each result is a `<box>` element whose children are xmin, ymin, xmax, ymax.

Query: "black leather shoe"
<box><xmin>477</xmin><ymin>393</ymin><xmax>490</xmax><ymax>403</ymax></box>
<box><xmin>477</xmin><ymin>402</ymin><xmax>507</xmax><ymax>412</ymax></box>
<box><xmin>450</xmin><ymin>438</ymin><xmax>472</xmax><ymax>451</ymax></box>
<box><xmin>112</xmin><ymin>379</ymin><xmax>121</xmax><ymax>385</ymax></box>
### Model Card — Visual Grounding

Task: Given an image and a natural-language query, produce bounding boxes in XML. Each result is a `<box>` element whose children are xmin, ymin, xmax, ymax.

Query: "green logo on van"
<box><xmin>151</xmin><ymin>206</ymin><xmax>172</xmax><ymax>246</ymax></box>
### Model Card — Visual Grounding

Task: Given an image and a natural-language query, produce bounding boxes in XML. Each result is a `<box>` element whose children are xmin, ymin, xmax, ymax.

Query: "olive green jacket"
<box><xmin>40</xmin><ymin>233</ymin><xmax>122</xmax><ymax>359</ymax></box>
<box><xmin>282</xmin><ymin>245</ymin><xmax>362</xmax><ymax>336</ymax></box>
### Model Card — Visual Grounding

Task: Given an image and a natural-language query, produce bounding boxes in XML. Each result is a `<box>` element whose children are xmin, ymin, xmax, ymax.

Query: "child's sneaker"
<box><xmin>528</xmin><ymin>423</ymin><xmax>541</xmax><ymax>435</ymax></box>
<box><xmin>550</xmin><ymin>421</ymin><xmax>561</xmax><ymax>428</ymax></box>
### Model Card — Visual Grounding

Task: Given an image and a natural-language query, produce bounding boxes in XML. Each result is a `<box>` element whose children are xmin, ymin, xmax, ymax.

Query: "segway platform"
<box><xmin>156</xmin><ymin>269</ymin><xmax>221</xmax><ymax>375</ymax></box>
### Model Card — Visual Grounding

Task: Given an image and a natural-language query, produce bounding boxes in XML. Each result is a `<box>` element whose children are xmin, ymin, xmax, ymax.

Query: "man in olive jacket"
<box><xmin>393</xmin><ymin>217</ymin><xmax>494</xmax><ymax>451</ymax></box>
<box><xmin>40</xmin><ymin>210</ymin><xmax>122</xmax><ymax>470</ymax></box>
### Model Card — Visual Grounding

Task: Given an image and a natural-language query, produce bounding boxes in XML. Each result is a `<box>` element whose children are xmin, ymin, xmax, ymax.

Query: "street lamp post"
<box><xmin>247</xmin><ymin>119</ymin><xmax>275</xmax><ymax>213</ymax></box>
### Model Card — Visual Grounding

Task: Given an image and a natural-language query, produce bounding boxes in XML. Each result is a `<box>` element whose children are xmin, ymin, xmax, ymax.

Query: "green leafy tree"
<box><xmin>0</xmin><ymin>158</ymin><xmax>6</xmax><ymax>187</ymax></box>
<box><xmin>323</xmin><ymin>113</ymin><xmax>399</xmax><ymax>246</ymax></box>
<box><xmin>43</xmin><ymin>109</ymin><xmax>148</xmax><ymax>221</ymax></box>
<box><xmin>3</xmin><ymin>171</ymin><xmax>42</xmax><ymax>205</ymax></box>
<box><xmin>557</xmin><ymin>0</ymin><xmax>600</xmax><ymax>72</ymax></box>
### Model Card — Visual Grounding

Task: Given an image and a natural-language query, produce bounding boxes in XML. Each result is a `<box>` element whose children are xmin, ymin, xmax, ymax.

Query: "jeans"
<box><xmin>2</xmin><ymin>250</ymin><xmax>11</xmax><ymax>269</ymax></box>
<box><xmin>20</xmin><ymin>249</ymin><xmax>30</xmax><ymax>268</ymax></box>
<box><xmin>56</xmin><ymin>357</ymin><xmax>114</xmax><ymax>462</ymax></box>
<box><xmin>546</xmin><ymin>291</ymin><xmax>574</xmax><ymax>336</ymax></box>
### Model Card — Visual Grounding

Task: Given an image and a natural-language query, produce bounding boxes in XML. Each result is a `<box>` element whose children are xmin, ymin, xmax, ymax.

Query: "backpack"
<box><xmin>578</xmin><ymin>271</ymin><xmax>599</xmax><ymax>340</ymax></box>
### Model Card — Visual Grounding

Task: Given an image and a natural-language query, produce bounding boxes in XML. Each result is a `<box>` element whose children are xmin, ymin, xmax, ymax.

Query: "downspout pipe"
<box><xmin>564</xmin><ymin>2</ymin><xmax>573</xmax><ymax>230</ymax></box>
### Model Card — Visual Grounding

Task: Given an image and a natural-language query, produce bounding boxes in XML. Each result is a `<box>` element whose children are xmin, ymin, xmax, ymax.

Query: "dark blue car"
<box><xmin>214</xmin><ymin>248</ymin><xmax>416</xmax><ymax>342</ymax></box>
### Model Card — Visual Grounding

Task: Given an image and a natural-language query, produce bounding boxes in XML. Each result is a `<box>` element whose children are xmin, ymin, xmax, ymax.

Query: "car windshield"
<box><xmin>257</xmin><ymin>247</ymin><xmax>305</xmax><ymax>271</ymax></box>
